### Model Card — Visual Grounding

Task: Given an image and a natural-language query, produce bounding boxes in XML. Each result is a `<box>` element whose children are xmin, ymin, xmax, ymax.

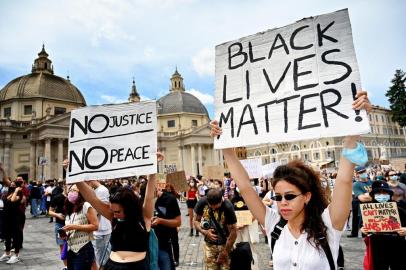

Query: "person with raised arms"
<box><xmin>73</xmin><ymin>151</ymin><xmax>164</xmax><ymax>270</ymax></box>
<box><xmin>210</xmin><ymin>91</ymin><xmax>371</xmax><ymax>270</ymax></box>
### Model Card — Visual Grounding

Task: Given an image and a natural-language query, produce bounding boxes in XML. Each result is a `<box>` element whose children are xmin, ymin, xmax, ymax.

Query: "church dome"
<box><xmin>158</xmin><ymin>91</ymin><xmax>208</xmax><ymax>115</ymax></box>
<box><xmin>157</xmin><ymin>69</ymin><xmax>208</xmax><ymax>116</ymax></box>
<box><xmin>0</xmin><ymin>46</ymin><xmax>86</xmax><ymax>105</ymax></box>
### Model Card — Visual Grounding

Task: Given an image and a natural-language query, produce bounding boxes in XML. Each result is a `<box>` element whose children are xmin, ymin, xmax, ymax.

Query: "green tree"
<box><xmin>385</xmin><ymin>69</ymin><xmax>406</xmax><ymax>127</ymax></box>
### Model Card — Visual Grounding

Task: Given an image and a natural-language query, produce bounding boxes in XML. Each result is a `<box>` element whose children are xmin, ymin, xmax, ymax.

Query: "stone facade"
<box><xmin>246</xmin><ymin>105</ymin><xmax>406</xmax><ymax>169</ymax></box>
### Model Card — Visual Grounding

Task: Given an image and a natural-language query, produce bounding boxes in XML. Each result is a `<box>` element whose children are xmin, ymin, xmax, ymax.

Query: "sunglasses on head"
<box><xmin>271</xmin><ymin>193</ymin><xmax>302</xmax><ymax>202</ymax></box>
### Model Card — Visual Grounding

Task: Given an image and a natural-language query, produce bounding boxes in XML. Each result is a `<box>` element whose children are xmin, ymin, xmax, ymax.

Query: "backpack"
<box><xmin>270</xmin><ymin>219</ymin><xmax>336</xmax><ymax>270</ymax></box>
<box><xmin>230</xmin><ymin>242</ymin><xmax>253</xmax><ymax>270</ymax></box>
<box><xmin>148</xmin><ymin>228</ymin><xmax>159</xmax><ymax>270</ymax></box>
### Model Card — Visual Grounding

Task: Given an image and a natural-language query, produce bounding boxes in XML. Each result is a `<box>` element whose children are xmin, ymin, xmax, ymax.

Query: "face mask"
<box><xmin>375</xmin><ymin>194</ymin><xmax>390</xmax><ymax>203</ymax></box>
<box><xmin>376</xmin><ymin>176</ymin><xmax>384</xmax><ymax>181</ymax></box>
<box><xmin>190</xmin><ymin>183</ymin><xmax>195</xmax><ymax>187</ymax></box>
<box><xmin>117</xmin><ymin>218</ymin><xmax>125</xmax><ymax>222</ymax></box>
<box><xmin>359</xmin><ymin>173</ymin><xmax>368</xmax><ymax>179</ymax></box>
<box><xmin>68</xmin><ymin>192</ymin><xmax>79</xmax><ymax>203</ymax></box>
<box><xmin>389</xmin><ymin>175</ymin><xmax>399</xmax><ymax>181</ymax></box>
<box><xmin>321</xmin><ymin>181</ymin><xmax>327</xmax><ymax>188</ymax></box>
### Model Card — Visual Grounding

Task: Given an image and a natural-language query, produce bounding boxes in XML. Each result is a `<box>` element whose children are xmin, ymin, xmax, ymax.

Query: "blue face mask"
<box><xmin>375</xmin><ymin>194</ymin><xmax>390</xmax><ymax>203</ymax></box>
<box><xmin>389</xmin><ymin>175</ymin><xmax>399</xmax><ymax>181</ymax></box>
<box><xmin>360</xmin><ymin>173</ymin><xmax>368</xmax><ymax>179</ymax></box>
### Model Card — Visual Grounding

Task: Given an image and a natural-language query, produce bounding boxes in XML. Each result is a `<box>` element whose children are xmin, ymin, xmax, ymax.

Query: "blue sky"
<box><xmin>0</xmin><ymin>0</ymin><xmax>405</xmax><ymax>118</ymax></box>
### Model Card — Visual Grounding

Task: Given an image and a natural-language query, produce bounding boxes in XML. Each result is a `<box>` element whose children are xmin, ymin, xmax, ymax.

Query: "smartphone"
<box><xmin>57</xmin><ymin>228</ymin><xmax>67</xmax><ymax>238</ymax></box>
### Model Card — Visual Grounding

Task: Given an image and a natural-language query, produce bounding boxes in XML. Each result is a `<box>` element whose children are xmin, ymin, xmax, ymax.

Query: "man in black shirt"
<box><xmin>48</xmin><ymin>186</ymin><xmax>67</xmax><ymax>269</ymax></box>
<box><xmin>153</xmin><ymin>188</ymin><xmax>181</xmax><ymax>270</ymax></box>
<box><xmin>194</xmin><ymin>188</ymin><xmax>237</xmax><ymax>270</ymax></box>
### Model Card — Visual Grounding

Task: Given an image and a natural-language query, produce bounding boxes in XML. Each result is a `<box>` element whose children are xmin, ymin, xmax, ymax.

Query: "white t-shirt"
<box><xmin>265</xmin><ymin>206</ymin><xmax>343</xmax><ymax>270</ymax></box>
<box><xmin>94</xmin><ymin>185</ymin><xmax>112</xmax><ymax>236</ymax></box>
<box><xmin>45</xmin><ymin>186</ymin><xmax>54</xmax><ymax>201</ymax></box>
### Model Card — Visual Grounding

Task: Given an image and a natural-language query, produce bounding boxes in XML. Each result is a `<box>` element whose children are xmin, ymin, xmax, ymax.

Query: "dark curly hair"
<box><xmin>272</xmin><ymin>160</ymin><xmax>329</xmax><ymax>250</ymax></box>
<box><xmin>110</xmin><ymin>187</ymin><xmax>143</xmax><ymax>224</ymax></box>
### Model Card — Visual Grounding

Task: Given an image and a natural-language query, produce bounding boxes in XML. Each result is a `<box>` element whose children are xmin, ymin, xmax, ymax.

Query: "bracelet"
<box><xmin>342</xmin><ymin>142</ymin><xmax>368</xmax><ymax>166</ymax></box>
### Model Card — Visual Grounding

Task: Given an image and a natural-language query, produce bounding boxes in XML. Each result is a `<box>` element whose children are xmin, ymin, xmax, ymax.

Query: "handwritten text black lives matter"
<box><xmin>214</xmin><ymin>9</ymin><xmax>370</xmax><ymax>149</ymax></box>
<box><xmin>67</xmin><ymin>102</ymin><xmax>157</xmax><ymax>183</ymax></box>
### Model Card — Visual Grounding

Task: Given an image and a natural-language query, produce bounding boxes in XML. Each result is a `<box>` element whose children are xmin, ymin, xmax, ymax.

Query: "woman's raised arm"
<box><xmin>211</xmin><ymin>121</ymin><xmax>266</xmax><ymax>226</ymax></box>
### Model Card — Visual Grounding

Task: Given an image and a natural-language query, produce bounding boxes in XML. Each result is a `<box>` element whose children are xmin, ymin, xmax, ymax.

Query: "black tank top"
<box><xmin>110</xmin><ymin>219</ymin><xmax>149</xmax><ymax>252</ymax></box>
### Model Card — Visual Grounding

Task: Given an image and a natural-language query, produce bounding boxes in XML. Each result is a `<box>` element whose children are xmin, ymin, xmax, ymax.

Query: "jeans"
<box><xmin>158</xmin><ymin>248</ymin><xmax>175</xmax><ymax>270</ymax></box>
<box><xmin>67</xmin><ymin>242</ymin><xmax>95</xmax><ymax>270</ymax></box>
<box><xmin>92</xmin><ymin>234</ymin><xmax>111</xmax><ymax>267</ymax></box>
<box><xmin>31</xmin><ymin>199</ymin><xmax>39</xmax><ymax>217</ymax></box>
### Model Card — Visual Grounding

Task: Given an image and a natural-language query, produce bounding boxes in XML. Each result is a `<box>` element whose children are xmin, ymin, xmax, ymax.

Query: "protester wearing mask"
<box><xmin>153</xmin><ymin>185</ymin><xmax>182</xmax><ymax>270</ymax></box>
<box><xmin>63</xmin><ymin>185</ymin><xmax>99</xmax><ymax>270</ymax></box>
<box><xmin>360</xmin><ymin>180</ymin><xmax>406</xmax><ymax>269</ymax></box>
<box><xmin>194</xmin><ymin>188</ymin><xmax>237</xmax><ymax>270</ymax></box>
<box><xmin>48</xmin><ymin>183</ymin><xmax>67</xmax><ymax>270</ymax></box>
<box><xmin>187</xmin><ymin>178</ymin><xmax>199</xmax><ymax>236</ymax></box>
<box><xmin>348</xmin><ymin>166</ymin><xmax>373</xmax><ymax>238</ymax></box>
<box><xmin>0</xmin><ymin>179</ymin><xmax>25</xmax><ymax>264</ymax></box>
<box><xmin>387</xmin><ymin>171</ymin><xmax>406</xmax><ymax>205</ymax></box>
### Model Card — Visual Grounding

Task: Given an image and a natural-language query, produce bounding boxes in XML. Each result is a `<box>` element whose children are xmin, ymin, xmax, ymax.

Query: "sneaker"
<box><xmin>6</xmin><ymin>255</ymin><xmax>20</xmax><ymax>264</ymax></box>
<box><xmin>0</xmin><ymin>253</ymin><xmax>11</xmax><ymax>262</ymax></box>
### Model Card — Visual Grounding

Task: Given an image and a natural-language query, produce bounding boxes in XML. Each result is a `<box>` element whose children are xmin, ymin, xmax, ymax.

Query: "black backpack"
<box><xmin>230</xmin><ymin>242</ymin><xmax>253</xmax><ymax>270</ymax></box>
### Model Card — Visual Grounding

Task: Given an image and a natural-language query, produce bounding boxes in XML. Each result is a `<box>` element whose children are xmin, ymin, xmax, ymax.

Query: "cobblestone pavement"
<box><xmin>0</xmin><ymin>203</ymin><xmax>365</xmax><ymax>270</ymax></box>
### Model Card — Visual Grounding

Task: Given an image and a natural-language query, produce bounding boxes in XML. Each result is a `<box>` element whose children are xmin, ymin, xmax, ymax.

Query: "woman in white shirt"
<box><xmin>210</xmin><ymin>91</ymin><xmax>371</xmax><ymax>270</ymax></box>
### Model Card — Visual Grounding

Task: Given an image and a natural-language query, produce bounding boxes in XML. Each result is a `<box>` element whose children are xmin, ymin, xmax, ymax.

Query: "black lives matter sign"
<box><xmin>214</xmin><ymin>9</ymin><xmax>370</xmax><ymax>149</ymax></box>
<box><xmin>67</xmin><ymin>101</ymin><xmax>157</xmax><ymax>183</ymax></box>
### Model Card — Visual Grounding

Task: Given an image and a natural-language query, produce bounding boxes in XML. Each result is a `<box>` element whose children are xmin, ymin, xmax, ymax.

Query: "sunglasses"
<box><xmin>271</xmin><ymin>193</ymin><xmax>302</xmax><ymax>202</ymax></box>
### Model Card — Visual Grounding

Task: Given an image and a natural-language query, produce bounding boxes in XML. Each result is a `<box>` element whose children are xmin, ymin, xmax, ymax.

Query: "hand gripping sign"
<box><xmin>67</xmin><ymin>101</ymin><xmax>157</xmax><ymax>183</ymax></box>
<box><xmin>214</xmin><ymin>9</ymin><xmax>370</xmax><ymax>149</ymax></box>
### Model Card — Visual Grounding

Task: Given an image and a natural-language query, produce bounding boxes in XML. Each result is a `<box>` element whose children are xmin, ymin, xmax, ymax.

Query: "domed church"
<box><xmin>0</xmin><ymin>47</ymin><xmax>222</xmax><ymax>181</ymax></box>
<box><xmin>0</xmin><ymin>46</ymin><xmax>86</xmax><ymax>181</ymax></box>
<box><xmin>154</xmin><ymin>69</ymin><xmax>222</xmax><ymax>176</ymax></box>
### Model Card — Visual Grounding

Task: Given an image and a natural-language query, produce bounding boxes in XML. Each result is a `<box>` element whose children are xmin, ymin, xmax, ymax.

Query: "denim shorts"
<box><xmin>55</xmin><ymin>223</ymin><xmax>65</xmax><ymax>246</ymax></box>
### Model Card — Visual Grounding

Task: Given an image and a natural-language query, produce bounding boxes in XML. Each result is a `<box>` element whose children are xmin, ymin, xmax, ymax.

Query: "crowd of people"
<box><xmin>0</xmin><ymin>92</ymin><xmax>405</xmax><ymax>270</ymax></box>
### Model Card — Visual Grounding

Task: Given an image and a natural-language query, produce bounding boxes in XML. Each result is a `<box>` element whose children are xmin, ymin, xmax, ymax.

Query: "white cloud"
<box><xmin>187</xmin><ymin>88</ymin><xmax>214</xmax><ymax>105</ymax></box>
<box><xmin>100</xmin><ymin>95</ymin><xmax>127</xmax><ymax>104</ymax></box>
<box><xmin>192</xmin><ymin>48</ymin><xmax>214</xmax><ymax>77</ymax></box>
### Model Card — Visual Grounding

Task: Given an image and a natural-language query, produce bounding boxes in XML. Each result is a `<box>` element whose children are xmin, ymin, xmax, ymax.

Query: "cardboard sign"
<box><xmin>166</xmin><ymin>171</ymin><xmax>188</xmax><ymax>192</ymax></box>
<box><xmin>240</xmin><ymin>158</ymin><xmax>262</xmax><ymax>178</ymax></box>
<box><xmin>262</xmin><ymin>162</ymin><xmax>279</xmax><ymax>178</ymax></box>
<box><xmin>203</xmin><ymin>165</ymin><xmax>225</xmax><ymax>180</ymax></box>
<box><xmin>236</xmin><ymin>210</ymin><xmax>253</xmax><ymax>226</ymax></box>
<box><xmin>214</xmin><ymin>9</ymin><xmax>370</xmax><ymax>149</ymax></box>
<box><xmin>67</xmin><ymin>101</ymin><xmax>157</xmax><ymax>183</ymax></box>
<box><xmin>361</xmin><ymin>202</ymin><xmax>401</xmax><ymax>232</ymax></box>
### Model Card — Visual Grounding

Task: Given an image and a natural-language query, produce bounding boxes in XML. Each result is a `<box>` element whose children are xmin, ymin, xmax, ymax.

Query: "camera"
<box><xmin>57</xmin><ymin>228</ymin><xmax>67</xmax><ymax>238</ymax></box>
<box><xmin>201</xmin><ymin>220</ymin><xmax>211</xmax><ymax>230</ymax></box>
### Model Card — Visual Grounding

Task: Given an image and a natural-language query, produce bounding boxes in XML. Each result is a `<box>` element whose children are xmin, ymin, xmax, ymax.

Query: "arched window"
<box><xmin>271</xmin><ymin>148</ymin><xmax>278</xmax><ymax>154</ymax></box>
<box><xmin>255</xmin><ymin>150</ymin><xmax>262</xmax><ymax>156</ymax></box>
<box><xmin>291</xmin><ymin>144</ymin><xmax>300</xmax><ymax>151</ymax></box>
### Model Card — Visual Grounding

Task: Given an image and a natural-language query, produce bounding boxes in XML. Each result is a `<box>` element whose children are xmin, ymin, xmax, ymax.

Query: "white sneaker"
<box><xmin>6</xmin><ymin>255</ymin><xmax>20</xmax><ymax>264</ymax></box>
<box><xmin>0</xmin><ymin>253</ymin><xmax>11</xmax><ymax>262</ymax></box>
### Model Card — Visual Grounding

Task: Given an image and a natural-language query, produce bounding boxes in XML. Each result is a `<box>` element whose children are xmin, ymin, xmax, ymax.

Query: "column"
<box><xmin>29</xmin><ymin>141</ymin><xmax>37</xmax><ymax>180</ymax></box>
<box><xmin>191</xmin><ymin>144</ymin><xmax>196</xmax><ymax>176</ymax></box>
<box><xmin>44</xmin><ymin>138</ymin><xmax>51</xmax><ymax>181</ymax></box>
<box><xmin>198</xmin><ymin>144</ymin><xmax>203</xmax><ymax>175</ymax></box>
<box><xmin>219</xmin><ymin>149</ymin><xmax>224</xmax><ymax>167</ymax></box>
<box><xmin>36</xmin><ymin>141</ymin><xmax>44</xmax><ymax>180</ymax></box>
<box><xmin>178</xmin><ymin>146</ymin><xmax>184</xmax><ymax>171</ymax></box>
<box><xmin>3</xmin><ymin>143</ymin><xmax>10</xmax><ymax>176</ymax></box>
<box><xmin>58</xmin><ymin>139</ymin><xmax>64</xmax><ymax>180</ymax></box>
<box><xmin>0</xmin><ymin>143</ymin><xmax>4</xmax><ymax>164</ymax></box>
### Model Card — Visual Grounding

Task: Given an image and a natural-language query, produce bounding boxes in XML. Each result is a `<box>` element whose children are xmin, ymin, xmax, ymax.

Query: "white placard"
<box><xmin>240</xmin><ymin>158</ymin><xmax>262</xmax><ymax>179</ymax></box>
<box><xmin>67</xmin><ymin>101</ymin><xmax>157</xmax><ymax>183</ymax></box>
<box><xmin>262</xmin><ymin>162</ymin><xmax>279</xmax><ymax>178</ymax></box>
<box><xmin>214</xmin><ymin>9</ymin><xmax>370</xmax><ymax>149</ymax></box>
